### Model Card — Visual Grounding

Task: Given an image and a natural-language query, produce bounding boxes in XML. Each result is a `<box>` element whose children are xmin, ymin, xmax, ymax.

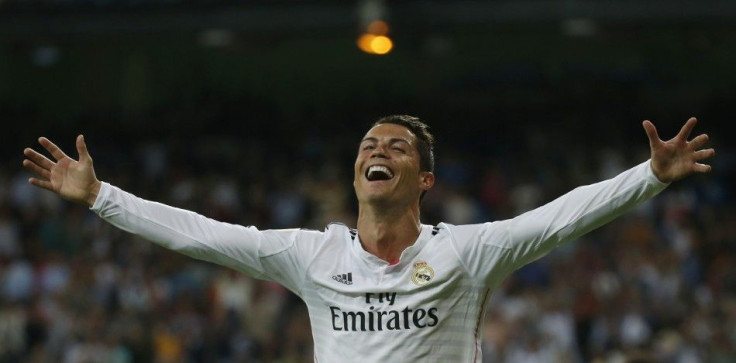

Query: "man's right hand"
<box><xmin>23</xmin><ymin>135</ymin><xmax>102</xmax><ymax>207</ymax></box>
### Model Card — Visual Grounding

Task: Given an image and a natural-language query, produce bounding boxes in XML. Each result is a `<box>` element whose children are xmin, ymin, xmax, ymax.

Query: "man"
<box><xmin>22</xmin><ymin>115</ymin><xmax>714</xmax><ymax>362</ymax></box>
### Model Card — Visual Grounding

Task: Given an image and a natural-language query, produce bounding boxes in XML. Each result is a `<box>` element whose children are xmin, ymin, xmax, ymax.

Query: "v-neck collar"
<box><xmin>350</xmin><ymin>224</ymin><xmax>433</xmax><ymax>268</ymax></box>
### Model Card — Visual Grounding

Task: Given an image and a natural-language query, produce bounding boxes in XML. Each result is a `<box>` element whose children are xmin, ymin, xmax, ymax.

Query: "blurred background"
<box><xmin>1</xmin><ymin>0</ymin><xmax>735</xmax><ymax>362</ymax></box>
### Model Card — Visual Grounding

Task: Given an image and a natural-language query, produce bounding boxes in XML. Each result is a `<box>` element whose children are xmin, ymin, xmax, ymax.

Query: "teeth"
<box><xmin>367</xmin><ymin>165</ymin><xmax>394</xmax><ymax>180</ymax></box>
<box><xmin>369</xmin><ymin>165</ymin><xmax>393</xmax><ymax>176</ymax></box>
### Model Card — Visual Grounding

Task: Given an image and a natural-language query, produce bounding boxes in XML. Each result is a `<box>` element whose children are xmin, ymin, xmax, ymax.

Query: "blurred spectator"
<box><xmin>1</xmin><ymin>84</ymin><xmax>733</xmax><ymax>362</ymax></box>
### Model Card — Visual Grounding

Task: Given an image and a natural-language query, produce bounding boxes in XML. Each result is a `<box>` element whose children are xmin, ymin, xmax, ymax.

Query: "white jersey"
<box><xmin>90</xmin><ymin>160</ymin><xmax>668</xmax><ymax>362</ymax></box>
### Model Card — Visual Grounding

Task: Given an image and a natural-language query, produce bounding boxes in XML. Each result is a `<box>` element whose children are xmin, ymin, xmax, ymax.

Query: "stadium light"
<box><xmin>357</xmin><ymin>0</ymin><xmax>393</xmax><ymax>55</ymax></box>
<box><xmin>357</xmin><ymin>33</ymin><xmax>393</xmax><ymax>55</ymax></box>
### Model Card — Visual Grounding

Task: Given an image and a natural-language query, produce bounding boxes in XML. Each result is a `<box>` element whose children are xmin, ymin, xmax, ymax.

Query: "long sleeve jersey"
<box><xmin>90</xmin><ymin>160</ymin><xmax>668</xmax><ymax>362</ymax></box>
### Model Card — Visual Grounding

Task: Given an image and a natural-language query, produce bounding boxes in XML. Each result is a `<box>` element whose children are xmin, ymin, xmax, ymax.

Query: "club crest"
<box><xmin>411</xmin><ymin>261</ymin><xmax>434</xmax><ymax>286</ymax></box>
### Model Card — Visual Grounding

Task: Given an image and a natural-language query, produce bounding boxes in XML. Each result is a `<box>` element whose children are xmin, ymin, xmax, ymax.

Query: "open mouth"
<box><xmin>365</xmin><ymin>165</ymin><xmax>395</xmax><ymax>181</ymax></box>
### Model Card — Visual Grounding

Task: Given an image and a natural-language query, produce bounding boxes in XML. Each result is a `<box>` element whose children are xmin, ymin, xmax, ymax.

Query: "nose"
<box><xmin>370</xmin><ymin>144</ymin><xmax>389</xmax><ymax>159</ymax></box>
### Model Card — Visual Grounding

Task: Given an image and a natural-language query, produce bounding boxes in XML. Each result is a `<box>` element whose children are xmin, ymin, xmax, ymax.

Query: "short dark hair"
<box><xmin>373</xmin><ymin>115</ymin><xmax>435</xmax><ymax>173</ymax></box>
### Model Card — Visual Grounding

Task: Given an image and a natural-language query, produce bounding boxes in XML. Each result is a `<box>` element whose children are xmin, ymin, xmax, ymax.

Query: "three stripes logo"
<box><xmin>332</xmin><ymin>272</ymin><xmax>353</xmax><ymax>285</ymax></box>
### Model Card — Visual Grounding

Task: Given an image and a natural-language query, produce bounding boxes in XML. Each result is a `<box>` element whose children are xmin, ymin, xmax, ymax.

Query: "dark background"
<box><xmin>1</xmin><ymin>1</ymin><xmax>734</xmax><ymax>362</ymax></box>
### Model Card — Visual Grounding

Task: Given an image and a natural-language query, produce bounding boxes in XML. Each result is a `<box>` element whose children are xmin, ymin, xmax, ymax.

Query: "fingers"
<box><xmin>39</xmin><ymin>136</ymin><xmax>69</xmax><ymax>161</ymax></box>
<box><xmin>23</xmin><ymin>146</ymin><xmax>54</xmax><ymax>190</ymax></box>
<box><xmin>76</xmin><ymin>134</ymin><xmax>92</xmax><ymax>162</ymax></box>
<box><xmin>22</xmin><ymin>159</ymin><xmax>51</xmax><ymax>179</ymax></box>
<box><xmin>27</xmin><ymin>177</ymin><xmax>54</xmax><ymax>192</ymax></box>
<box><xmin>23</xmin><ymin>147</ymin><xmax>55</xmax><ymax>170</ymax></box>
<box><xmin>693</xmin><ymin>148</ymin><xmax>716</xmax><ymax>161</ymax></box>
<box><xmin>642</xmin><ymin>120</ymin><xmax>660</xmax><ymax>146</ymax></box>
<box><xmin>675</xmin><ymin>117</ymin><xmax>698</xmax><ymax>141</ymax></box>
<box><xmin>692</xmin><ymin>163</ymin><xmax>712</xmax><ymax>174</ymax></box>
<box><xmin>689</xmin><ymin>133</ymin><xmax>709</xmax><ymax>150</ymax></box>
<box><xmin>646</xmin><ymin>117</ymin><xmax>707</xmax><ymax>146</ymax></box>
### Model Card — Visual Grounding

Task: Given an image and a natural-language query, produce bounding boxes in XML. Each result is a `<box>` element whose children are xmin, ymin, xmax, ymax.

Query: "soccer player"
<box><xmin>22</xmin><ymin>115</ymin><xmax>714</xmax><ymax>362</ymax></box>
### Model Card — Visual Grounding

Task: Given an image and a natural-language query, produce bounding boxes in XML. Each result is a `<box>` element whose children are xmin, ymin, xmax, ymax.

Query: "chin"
<box><xmin>357</xmin><ymin>190</ymin><xmax>394</xmax><ymax>205</ymax></box>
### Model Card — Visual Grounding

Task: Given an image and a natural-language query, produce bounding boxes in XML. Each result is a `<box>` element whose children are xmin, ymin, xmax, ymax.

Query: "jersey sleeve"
<box><xmin>90</xmin><ymin>182</ymin><xmax>316</xmax><ymax>296</ymax></box>
<box><xmin>446</xmin><ymin>159</ymin><xmax>669</xmax><ymax>288</ymax></box>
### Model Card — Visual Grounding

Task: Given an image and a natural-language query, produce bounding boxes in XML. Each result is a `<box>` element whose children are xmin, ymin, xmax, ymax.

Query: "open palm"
<box><xmin>643</xmin><ymin>117</ymin><xmax>715</xmax><ymax>183</ymax></box>
<box><xmin>23</xmin><ymin>135</ymin><xmax>101</xmax><ymax>206</ymax></box>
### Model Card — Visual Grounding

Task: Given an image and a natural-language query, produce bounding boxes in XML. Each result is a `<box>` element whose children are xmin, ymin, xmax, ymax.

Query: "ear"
<box><xmin>419</xmin><ymin>172</ymin><xmax>435</xmax><ymax>191</ymax></box>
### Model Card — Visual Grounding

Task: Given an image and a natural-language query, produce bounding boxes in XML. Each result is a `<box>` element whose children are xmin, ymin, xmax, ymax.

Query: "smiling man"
<box><xmin>354</xmin><ymin>116</ymin><xmax>436</xmax><ymax>264</ymax></box>
<box><xmin>22</xmin><ymin>114</ymin><xmax>714</xmax><ymax>362</ymax></box>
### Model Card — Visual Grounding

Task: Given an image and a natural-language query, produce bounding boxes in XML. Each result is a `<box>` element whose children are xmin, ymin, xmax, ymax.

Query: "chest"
<box><xmin>304</xmin><ymin>248</ymin><xmax>469</xmax><ymax>311</ymax></box>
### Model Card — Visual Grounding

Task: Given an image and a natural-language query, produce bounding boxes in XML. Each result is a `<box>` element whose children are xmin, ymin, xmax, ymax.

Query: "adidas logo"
<box><xmin>332</xmin><ymin>272</ymin><xmax>353</xmax><ymax>285</ymax></box>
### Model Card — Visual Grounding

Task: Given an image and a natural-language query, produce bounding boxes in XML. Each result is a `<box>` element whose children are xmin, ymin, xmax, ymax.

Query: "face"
<box><xmin>354</xmin><ymin>123</ymin><xmax>434</xmax><ymax>206</ymax></box>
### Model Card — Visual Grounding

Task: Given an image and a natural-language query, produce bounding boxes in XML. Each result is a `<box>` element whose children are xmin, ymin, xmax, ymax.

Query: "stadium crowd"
<box><xmin>1</xmin><ymin>112</ymin><xmax>734</xmax><ymax>363</ymax></box>
<box><xmin>2</xmin><ymin>0</ymin><xmax>735</xmax><ymax>356</ymax></box>
<box><xmin>8</xmin><ymin>52</ymin><xmax>736</xmax><ymax>360</ymax></box>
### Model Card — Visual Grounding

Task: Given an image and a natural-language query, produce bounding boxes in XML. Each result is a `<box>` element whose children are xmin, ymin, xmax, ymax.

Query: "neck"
<box><xmin>356</xmin><ymin>202</ymin><xmax>422</xmax><ymax>263</ymax></box>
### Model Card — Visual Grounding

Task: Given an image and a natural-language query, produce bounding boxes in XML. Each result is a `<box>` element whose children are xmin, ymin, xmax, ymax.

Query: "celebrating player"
<box><xmin>22</xmin><ymin>115</ymin><xmax>714</xmax><ymax>362</ymax></box>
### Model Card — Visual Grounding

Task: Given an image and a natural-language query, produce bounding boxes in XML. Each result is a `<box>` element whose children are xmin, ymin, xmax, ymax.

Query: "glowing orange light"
<box><xmin>370</xmin><ymin>35</ymin><xmax>393</xmax><ymax>54</ymax></box>
<box><xmin>357</xmin><ymin>34</ymin><xmax>393</xmax><ymax>55</ymax></box>
<box><xmin>367</xmin><ymin>20</ymin><xmax>389</xmax><ymax>36</ymax></box>
<box><xmin>357</xmin><ymin>34</ymin><xmax>376</xmax><ymax>53</ymax></box>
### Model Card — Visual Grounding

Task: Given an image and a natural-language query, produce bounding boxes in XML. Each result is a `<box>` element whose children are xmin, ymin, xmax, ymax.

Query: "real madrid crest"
<box><xmin>411</xmin><ymin>261</ymin><xmax>434</xmax><ymax>286</ymax></box>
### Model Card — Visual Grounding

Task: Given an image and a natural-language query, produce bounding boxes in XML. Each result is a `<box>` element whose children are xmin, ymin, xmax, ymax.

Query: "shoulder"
<box><xmin>324</xmin><ymin>222</ymin><xmax>357</xmax><ymax>239</ymax></box>
<box><xmin>283</xmin><ymin>222</ymin><xmax>354</xmax><ymax>247</ymax></box>
<box><xmin>435</xmin><ymin>221</ymin><xmax>509</xmax><ymax>247</ymax></box>
<box><xmin>435</xmin><ymin>221</ymin><xmax>487</xmax><ymax>236</ymax></box>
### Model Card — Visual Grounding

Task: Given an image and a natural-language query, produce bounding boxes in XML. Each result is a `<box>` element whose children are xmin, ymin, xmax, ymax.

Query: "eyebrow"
<box><xmin>360</xmin><ymin>137</ymin><xmax>411</xmax><ymax>145</ymax></box>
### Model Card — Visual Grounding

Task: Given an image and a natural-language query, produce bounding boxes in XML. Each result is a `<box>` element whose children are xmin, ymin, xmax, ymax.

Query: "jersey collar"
<box><xmin>351</xmin><ymin>224</ymin><xmax>433</xmax><ymax>268</ymax></box>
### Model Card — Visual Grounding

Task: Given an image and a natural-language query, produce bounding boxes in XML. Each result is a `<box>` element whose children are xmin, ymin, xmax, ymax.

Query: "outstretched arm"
<box><xmin>21</xmin><ymin>136</ymin><xmax>311</xmax><ymax>294</ymax></box>
<box><xmin>23</xmin><ymin>135</ymin><xmax>101</xmax><ymax>207</ymax></box>
<box><xmin>644</xmin><ymin>117</ymin><xmax>715</xmax><ymax>183</ymax></box>
<box><xmin>451</xmin><ymin>117</ymin><xmax>716</xmax><ymax>288</ymax></box>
